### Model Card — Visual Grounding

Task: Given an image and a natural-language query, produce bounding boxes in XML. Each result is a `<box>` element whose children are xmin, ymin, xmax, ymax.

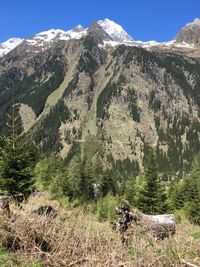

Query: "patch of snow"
<box><xmin>134</xmin><ymin>40</ymin><xmax>161</xmax><ymax>48</ymax></box>
<box><xmin>173</xmin><ymin>41</ymin><xmax>195</xmax><ymax>49</ymax></box>
<box><xmin>98</xmin><ymin>18</ymin><xmax>134</xmax><ymax>43</ymax></box>
<box><xmin>0</xmin><ymin>38</ymin><xmax>24</xmax><ymax>57</ymax></box>
<box><xmin>162</xmin><ymin>40</ymin><xmax>176</xmax><ymax>46</ymax></box>
<box><xmin>103</xmin><ymin>38</ymin><xmax>195</xmax><ymax>50</ymax></box>
<box><xmin>1</xmin><ymin>18</ymin><xmax>197</xmax><ymax>57</ymax></box>
<box><xmin>98</xmin><ymin>44</ymin><xmax>104</xmax><ymax>49</ymax></box>
<box><xmin>139</xmin><ymin>40</ymin><xmax>194</xmax><ymax>49</ymax></box>
<box><xmin>26</xmin><ymin>25</ymin><xmax>86</xmax><ymax>47</ymax></box>
<box><xmin>103</xmin><ymin>40</ymin><xmax>136</xmax><ymax>48</ymax></box>
<box><xmin>65</xmin><ymin>27</ymin><xmax>87</xmax><ymax>40</ymax></box>
<box><xmin>186</xmin><ymin>17</ymin><xmax>200</xmax><ymax>27</ymax></box>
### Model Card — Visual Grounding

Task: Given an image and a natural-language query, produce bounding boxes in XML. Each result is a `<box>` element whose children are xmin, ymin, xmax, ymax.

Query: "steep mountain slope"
<box><xmin>0</xmin><ymin>38</ymin><xmax>24</xmax><ymax>57</ymax></box>
<box><xmin>1</xmin><ymin>18</ymin><xmax>200</xmax><ymax>175</ymax></box>
<box><xmin>98</xmin><ymin>18</ymin><xmax>134</xmax><ymax>43</ymax></box>
<box><xmin>175</xmin><ymin>18</ymin><xmax>200</xmax><ymax>46</ymax></box>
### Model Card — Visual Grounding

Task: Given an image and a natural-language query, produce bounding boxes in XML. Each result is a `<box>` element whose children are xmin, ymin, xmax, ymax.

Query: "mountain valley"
<box><xmin>1</xmin><ymin>18</ymin><xmax>200</xmax><ymax>175</ymax></box>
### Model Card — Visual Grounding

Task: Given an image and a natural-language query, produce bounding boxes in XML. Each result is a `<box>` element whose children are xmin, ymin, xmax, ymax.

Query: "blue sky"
<box><xmin>0</xmin><ymin>0</ymin><xmax>200</xmax><ymax>42</ymax></box>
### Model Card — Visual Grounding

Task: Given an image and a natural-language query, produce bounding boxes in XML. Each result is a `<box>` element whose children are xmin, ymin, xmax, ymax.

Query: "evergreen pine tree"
<box><xmin>68</xmin><ymin>156</ymin><xmax>95</xmax><ymax>201</ymax></box>
<box><xmin>0</xmin><ymin>111</ymin><xmax>36</xmax><ymax>197</ymax></box>
<box><xmin>124</xmin><ymin>176</ymin><xmax>136</xmax><ymax>206</ymax></box>
<box><xmin>190</xmin><ymin>153</ymin><xmax>200</xmax><ymax>191</ymax></box>
<box><xmin>135</xmin><ymin>148</ymin><xmax>167</xmax><ymax>214</ymax></box>
<box><xmin>182</xmin><ymin>155</ymin><xmax>200</xmax><ymax>224</ymax></box>
<box><xmin>184</xmin><ymin>194</ymin><xmax>200</xmax><ymax>225</ymax></box>
<box><xmin>183</xmin><ymin>176</ymin><xmax>200</xmax><ymax>225</ymax></box>
<box><xmin>168</xmin><ymin>154</ymin><xmax>200</xmax><ymax>225</ymax></box>
<box><xmin>169</xmin><ymin>180</ymin><xmax>185</xmax><ymax>210</ymax></box>
<box><xmin>68</xmin><ymin>156</ymin><xmax>84</xmax><ymax>200</ymax></box>
<box><xmin>100</xmin><ymin>169</ymin><xmax>118</xmax><ymax>198</ymax></box>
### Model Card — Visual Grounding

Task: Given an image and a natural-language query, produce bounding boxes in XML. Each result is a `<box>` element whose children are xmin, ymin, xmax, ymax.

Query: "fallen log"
<box><xmin>116</xmin><ymin>201</ymin><xmax>176</xmax><ymax>240</ymax></box>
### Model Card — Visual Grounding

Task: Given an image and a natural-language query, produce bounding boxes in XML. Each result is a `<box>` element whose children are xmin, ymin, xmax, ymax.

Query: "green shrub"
<box><xmin>184</xmin><ymin>201</ymin><xmax>200</xmax><ymax>225</ymax></box>
<box><xmin>0</xmin><ymin>246</ymin><xmax>42</xmax><ymax>267</ymax></box>
<box><xmin>96</xmin><ymin>193</ymin><xmax>118</xmax><ymax>223</ymax></box>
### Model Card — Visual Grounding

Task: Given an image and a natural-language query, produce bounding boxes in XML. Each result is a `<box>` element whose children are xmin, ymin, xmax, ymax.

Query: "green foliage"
<box><xmin>96</xmin><ymin>75</ymin><xmax>138</xmax><ymax>120</ymax></box>
<box><xmin>0</xmin><ymin>110</ymin><xmax>37</xmax><ymax>197</ymax></box>
<box><xmin>23</xmin><ymin>71</ymin><xmax>64</xmax><ymax>117</ymax></box>
<box><xmin>111</xmin><ymin>158</ymin><xmax>139</xmax><ymax>178</ymax></box>
<box><xmin>33</xmin><ymin>99</ymin><xmax>70</xmax><ymax>153</ymax></box>
<box><xmin>190</xmin><ymin>153</ymin><xmax>200</xmax><ymax>187</ymax></box>
<box><xmin>0</xmin><ymin>132</ymin><xmax>36</xmax><ymax>197</ymax></box>
<box><xmin>0</xmin><ymin>49</ymin><xmax>67</xmax><ymax>131</ymax></box>
<box><xmin>67</xmin><ymin>156</ymin><xmax>95</xmax><ymax>202</ymax></box>
<box><xmin>82</xmin><ymin>138</ymin><xmax>103</xmax><ymax>160</ymax></box>
<box><xmin>169</xmin><ymin>180</ymin><xmax>185</xmax><ymax>210</ymax></box>
<box><xmin>127</xmin><ymin>89</ymin><xmax>140</xmax><ymax>122</ymax></box>
<box><xmin>34</xmin><ymin>154</ymin><xmax>74</xmax><ymax>202</ymax></box>
<box><xmin>0</xmin><ymin>246</ymin><xmax>42</xmax><ymax>267</ymax></box>
<box><xmin>0</xmin><ymin>246</ymin><xmax>15</xmax><ymax>267</ymax></box>
<box><xmin>169</xmin><ymin>177</ymin><xmax>200</xmax><ymax>225</ymax></box>
<box><xmin>49</xmin><ymin>173</ymin><xmax>68</xmax><ymax>199</ymax></box>
<box><xmin>95</xmin><ymin>193</ymin><xmax>118</xmax><ymax>222</ymax></box>
<box><xmin>28</xmin><ymin>262</ymin><xmax>43</xmax><ymax>267</ymax></box>
<box><xmin>83</xmin><ymin>35</ymin><xmax>96</xmax><ymax>51</ymax></box>
<box><xmin>78</xmin><ymin>51</ymin><xmax>98</xmax><ymax>76</ymax></box>
<box><xmin>22</xmin><ymin>50</ymin><xmax>66</xmax><ymax>116</ymax></box>
<box><xmin>155</xmin><ymin>113</ymin><xmax>200</xmax><ymax>173</ymax></box>
<box><xmin>168</xmin><ymin>154</ymin><xmax>200</xmax><ymax>225</ymax></box>
<box><xmin>188</xmin><ymin>229</ymin><xmax>200</xmax><ymax>240</ymax></box>
<box><xmin>34</xmin><ymin>154</ymin><xmax>62</xmax><ymax>190</ymax></box>
<box><xmin>0</xmin><ymin>67</ymin><xmax>29</xmax><ymax>133</ymax></box>
<box><xmin>184</xmin><ymin>200</ymin><xmax>200</xmax><ymax>225</ymax></box>
<box><xmin>149</xmin><ymin>91</ymin><xmax>161</xmax><ymax>112</ymax></box>
<box><xmin>162</xmin><ymin>54</ymin><xmax>200</xmax><ymax>106</ymax></box>
<box><xmin>63</xmin><ymin>74</ymin><xmax>79</xmax><ymax>98</ymax></box>
<box><xmin>112</xmin><ymin>45</ymin><xmax>127</xmax><ymax>57</ymax></box>
<box><xmin>99</xmin><ymin>169</ymin><xmax>119</xmax><ymax>198</ymax></box>
<box><xmin>66</xmin><ymin>155</ymin><xmax>118</xmax><ymax>202</ymax></box>
<box><xmin>34</xmin><ymin>153</ymin><xmax>120</xmax><ymax>205</ymax></box>
<box><xmin>129</xmin><ymin>104</ymin><xmax>140</xmax><ymax>122</ymax></box>
<box><xmin>135</xmin><ymin>149</ymin><xmax>167</xmax><ymax>214</ymax></box>
<box><xmin>183</xmin><ymin>165</ymin><xmax>200</xmax><ymax>225</ymax></box>
<box><xmin>155</xmin><ymin>144</ymin><xmax>172</xmax><ymax>173</ymax></box>
<box><xmin>124</xmin><ymin>176</ymin><xmax>136</xmax><ymax>206</ymax></box>
<box><xmin>96</xmin><ymin>81</ymin><xmax>117</xmax><ymax>119</ymax></box>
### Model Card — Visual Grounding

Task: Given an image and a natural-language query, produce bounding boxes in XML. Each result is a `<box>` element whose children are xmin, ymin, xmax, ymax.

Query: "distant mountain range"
<box><xmin>1</xmin><ymin>18</ymin><xmax>200</xmax><ymax>57</ymax></box>
<box><xmin>1</xmin><ymin>18</ymin><xmax>200</xmax><ymax>175</ymax></box>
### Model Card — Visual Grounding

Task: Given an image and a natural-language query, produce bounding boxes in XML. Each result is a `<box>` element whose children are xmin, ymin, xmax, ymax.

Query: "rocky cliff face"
<box><xmin>1</xmin><ymin>18</ymin><xmax>200</xmax><ymax>175</ymax></box>
<box><xmin>175</xmin><ymin>18</ymin><xmax>200</xmax><ymax>46</ymax></box>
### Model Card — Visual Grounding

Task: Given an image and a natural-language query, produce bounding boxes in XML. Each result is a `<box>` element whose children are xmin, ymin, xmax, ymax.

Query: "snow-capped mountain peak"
<box><xmin>1</xmin><ymin>18</ymin><xmax>199</xmax><ymax>58</ymax></box>
<box><xmin>174</xmin><ymin>17</ymin><xmax>200</xmax><ymax>46</ymax></box>
<box><xmin>65</xmin><ymin>25</ymin><xmax>86</xmax><ymax>38</ymax></box>
<box><xmin>186</xmin><ymin>17</ymin><xmax>200</xmax><ymax>28</ymax></box>
<box><xmin>75</xmin><ymin>25</ymin><xmax>85</xmax><ymax>31</ymax></box>
<box><xmin>35</xmin><ymin>29</ymin><xmax>67</xmax><ymax>41</ymax></box>
<box><xmin>97</xmin><ymin>18</ymin><xmax>134</xmax><ymax>43</ymax></box>
<box><xmin>0</xmin><ymin>38</ymin><xmax>24</xmax><ymax>57</ymax></box>
<box><xmin>25</xmin><ymin>25</ymin><xmax>86</xmax><ymax>48</ymax></box>
<box><xmin>193</xmin><ymin>18</ymin><xmax>200</xmax><ymax>25</ymax></box>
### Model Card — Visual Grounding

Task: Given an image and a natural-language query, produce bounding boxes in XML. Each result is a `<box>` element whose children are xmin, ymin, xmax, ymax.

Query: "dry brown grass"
<box><xmin>0</xmin><ymin>194</ymin><xmax>200</xmax><ymax>267</ymax></box>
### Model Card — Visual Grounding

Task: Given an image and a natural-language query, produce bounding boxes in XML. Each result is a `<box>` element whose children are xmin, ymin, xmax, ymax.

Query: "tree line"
<box><xmin>0</xmin><ymin>117</ymin><xmax>200</xmax><ymax>225</ymax></box>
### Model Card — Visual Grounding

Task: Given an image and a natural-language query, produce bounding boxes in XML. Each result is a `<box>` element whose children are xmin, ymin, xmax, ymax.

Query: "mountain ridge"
<box><xmin>1</xmin><ymin>17</ymin><xmax>200</xmax><ymax>175</ymax></box>
<box><xmin>1</xmin><ymin>18</ymin><xmax>200</xmax><ymax>58</ymax></box>
<box><xmin>175</xmin><ymin>18</ymin><xmax>200</xmax><ymax>46</ymax></box>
